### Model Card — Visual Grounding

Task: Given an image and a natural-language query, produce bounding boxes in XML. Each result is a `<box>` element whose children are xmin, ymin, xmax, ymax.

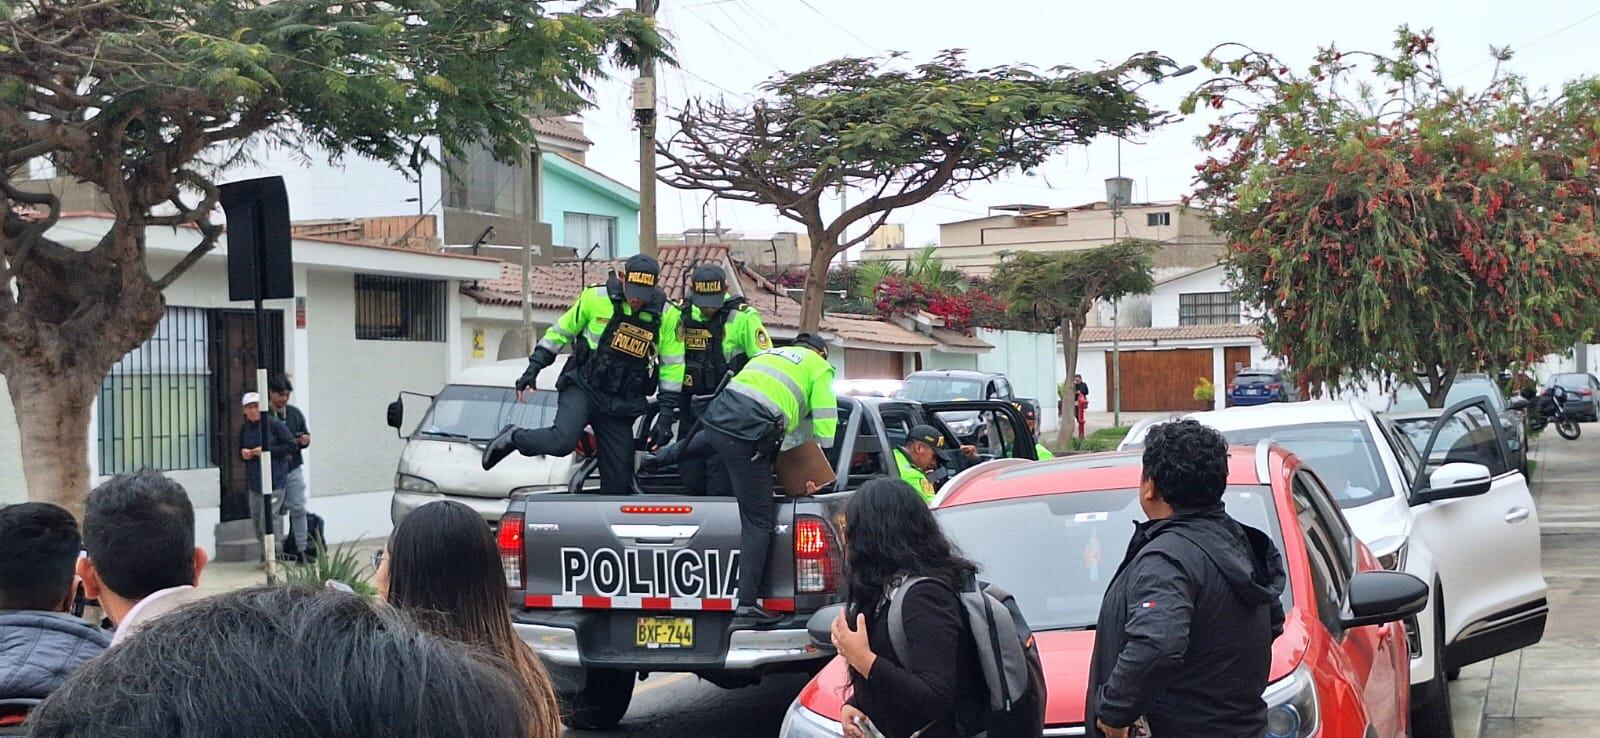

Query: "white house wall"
<box><xmin>223</xmin><ymin>140</ymin><xmax>444</xmax><ymax>231</ymax></box>
<box><xmin>974</xmin><ymin>329</ymin><xmax>1063</xmax><ymax>434</ymax></box>
<box><xmin>304</xmin><ymin>269</ymin><xmax>453</xmax><ymax>543</ymax></box>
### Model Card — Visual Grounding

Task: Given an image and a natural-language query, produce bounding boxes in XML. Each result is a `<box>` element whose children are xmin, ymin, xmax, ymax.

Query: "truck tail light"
<box><xmin>498</xmin><ymin>512</ymin><xmax>525</xmax><ymax>590</ymax></box>
<box><xmin>794</xmin><ymin>515</ymin><xmax>839</xmax><ymax>594</ymax></box>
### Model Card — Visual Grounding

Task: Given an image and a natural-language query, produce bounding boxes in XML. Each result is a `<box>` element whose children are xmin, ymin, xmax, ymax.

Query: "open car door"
<box><xmin>923</xmin><ymin>400</ymin><xmax>1037</xmax><ymax>462</ymax></box>
<box><xmin>1405</xmin><ymin>397</ymin><xmax>1547</xmax><ymax>671</ymax></box>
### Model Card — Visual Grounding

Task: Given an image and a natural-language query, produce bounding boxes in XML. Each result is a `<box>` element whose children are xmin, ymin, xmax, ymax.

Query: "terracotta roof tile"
<box><xmin>1078</xmin><ymin>324</ymin><xmax>1260</xmax><ymax>343</ymax></box>
<box><xmin>532</xmin><ymin>117</ymin><xmax>591</xmax><ymax>146</ymax></box>
<box><xmin>929</xmin><ymin>327</ymin><xmax>992</xmax><ymax>350</ymax></box>
<box><xmin>828</xmin><ymin>315</ymin><xmax>938</xmax><ymax>348</ymax></box>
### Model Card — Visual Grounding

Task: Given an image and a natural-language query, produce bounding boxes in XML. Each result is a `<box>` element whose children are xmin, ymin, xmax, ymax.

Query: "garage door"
<box><xmin>1105</xmin><ymin>348</ymin><xmax>1213</xmax><ymax>412</ymax></box>
<box><xmin>844</xmin><ymin>349</ymin><xmax>905</xmax><ymax>380</ymax></box>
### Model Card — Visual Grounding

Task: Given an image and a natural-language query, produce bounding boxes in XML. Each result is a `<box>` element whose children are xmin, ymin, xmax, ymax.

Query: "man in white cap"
<box><xmin>238</xmin><ymin>392</ymin><xmax>299</xmax><ymax>558</ymax></box>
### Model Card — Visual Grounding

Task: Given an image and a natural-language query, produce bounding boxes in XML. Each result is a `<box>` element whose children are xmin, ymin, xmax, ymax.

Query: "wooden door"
<box><xmin>1224</xmin><ymin>346</ymin><xmax>1251</xmax><ymax>387</ymax></box>
<box><xmin>209</xmin><ymin>309</ymin><xmax>285</xmax><ymax>522</ymax></box>
<box><xmin>1106</xmin><ymin>348</ymin><xmax>1213</xmax><ymax>412</ymax></box>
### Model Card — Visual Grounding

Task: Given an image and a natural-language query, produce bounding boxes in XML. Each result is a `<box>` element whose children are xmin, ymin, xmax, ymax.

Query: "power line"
<box><xmin>794</xmin><ymin>0</ymin><xmax>878</xmax><ymax>54</ymax></box>
<box><xmin>1459</xmin><ymin>7</ymin><xmax>1600</xmax><ymax>74</ymax></box>
<box><xmin>678</xmin><ymin>3</ymin><xmax>785</xmax><ymax>72</ymax></box>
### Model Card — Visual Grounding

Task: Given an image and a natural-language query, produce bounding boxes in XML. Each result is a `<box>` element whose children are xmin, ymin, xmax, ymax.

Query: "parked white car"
<box><xmin>1121</xmin><ymin>398</ymin><xmax>1547</xmax><ymax>738</ymax></box>
<box><xmin>385</xmin><ymin>358</ymin><xmax>581</xmax><ymax>526</ymax></box>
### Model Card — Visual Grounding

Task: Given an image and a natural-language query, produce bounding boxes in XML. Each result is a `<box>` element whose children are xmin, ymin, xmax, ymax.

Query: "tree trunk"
<box><xmin>5</xmin><ymin>364</ymin><xmax>100</xmax><ymax>519</ymax></box>
<box><xmin>0</xmin><ymin>226</ymin><xmax>168</xmax><ymax>517</ymax></box>
<box><xmin>799</xmin><ymin>234</ymin><xmax>837</xmax><ymax>333</ymax></box>
<box><xmin>1056</xmin><ymin>315</ymin><xmax>1085</xmax><ymax>448</ymax></box>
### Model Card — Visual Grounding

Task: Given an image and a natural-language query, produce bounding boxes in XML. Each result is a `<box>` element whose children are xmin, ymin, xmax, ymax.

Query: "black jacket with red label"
<box><xmin>1085</xmin><ymin>505</ymin><xmax>1286</xmax><ymax>738</ymax></box>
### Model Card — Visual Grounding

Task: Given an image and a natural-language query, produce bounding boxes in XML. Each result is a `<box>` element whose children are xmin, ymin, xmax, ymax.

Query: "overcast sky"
<box><xmin>572</xmin><ymin>0</ymin><xmax>1599</xmax><ymax>249</ymax></box>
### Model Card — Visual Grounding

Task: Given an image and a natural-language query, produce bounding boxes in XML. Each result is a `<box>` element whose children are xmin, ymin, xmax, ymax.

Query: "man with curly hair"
<box><xmin>1085</xmin><ymin>419</ymin><xmax>1286</xmax><ymax>738</ymax></box>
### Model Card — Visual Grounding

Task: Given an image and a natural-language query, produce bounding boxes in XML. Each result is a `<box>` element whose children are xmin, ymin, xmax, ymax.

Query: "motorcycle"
<box><xmin>1514</xmin><ymin>386</ymin><xmax>1581</xmax><ymax>440</ymax></box>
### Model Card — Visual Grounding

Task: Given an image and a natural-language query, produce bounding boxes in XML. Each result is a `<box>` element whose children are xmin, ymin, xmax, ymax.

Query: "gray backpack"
<box><xmin>886</xmin><ymin>575</ymin><xmax>1048</xmax><ymax>738</ymax></box>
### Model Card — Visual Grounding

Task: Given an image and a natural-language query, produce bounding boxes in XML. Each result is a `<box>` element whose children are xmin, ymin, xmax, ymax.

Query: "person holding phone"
<box><xmin>829</xmin><ymin>479</ymin><xmax>986</xmax><ymax>738</ymax></box>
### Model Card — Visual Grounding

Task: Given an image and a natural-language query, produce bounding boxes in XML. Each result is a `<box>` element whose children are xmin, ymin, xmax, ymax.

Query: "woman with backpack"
<box><xmin>376</xmin><ymin>501</ymin><xmax>562</xmax><ymax>738</ymax></box>
<box><xmin>830</xmin><ymin>478</ymin><xmax>988</xmax><ymax>738</ymax></box>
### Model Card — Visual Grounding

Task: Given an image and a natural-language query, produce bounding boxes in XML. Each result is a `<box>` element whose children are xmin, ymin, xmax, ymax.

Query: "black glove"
<box><xmin>515</xmin><ymin>347</ymin><xmax>557</xmax><ymax>393</ymax></box>
<box><xmin>649</xmin><ymin>413</ymin><xmax>675</xmax><ymax>450</ymax></box>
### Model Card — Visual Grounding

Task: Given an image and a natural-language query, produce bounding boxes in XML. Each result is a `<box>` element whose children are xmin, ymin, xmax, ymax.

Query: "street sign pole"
<box><xmin>252</xmin><ymin>219</ymin><xmax>277</xmax><ymax>586</ymax></box>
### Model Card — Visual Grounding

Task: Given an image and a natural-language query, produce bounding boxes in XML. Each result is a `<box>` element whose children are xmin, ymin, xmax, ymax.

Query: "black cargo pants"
<box><xmin>670</xmin><ymin>426</ymin><xmax>776</xmax><ymax>607</ymax></box>
<box><xmin>510</xmin><ymin>383</ymin><xmax>638</xmax><ymax>496</ymax></box>
<box><xmin>677</xmin><ymin>398</ymin><xmax>733</xmax><ymax>497</ymax></box>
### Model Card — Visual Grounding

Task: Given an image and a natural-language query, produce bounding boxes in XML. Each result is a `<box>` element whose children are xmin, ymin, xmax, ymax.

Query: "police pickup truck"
<box><xmin>498</xmin><ymin>395</ymin><xmax>1035</xmax><ymax>729</ymax></box>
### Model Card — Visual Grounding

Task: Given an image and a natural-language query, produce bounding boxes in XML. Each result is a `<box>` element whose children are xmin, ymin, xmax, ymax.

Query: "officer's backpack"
<box><xmin>887</xmin><ymin>575</ymin><xmax>1048</xmax><ymax>738</ymax></box>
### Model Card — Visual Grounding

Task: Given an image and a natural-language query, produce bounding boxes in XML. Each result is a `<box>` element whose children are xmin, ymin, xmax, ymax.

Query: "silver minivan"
<box><xmin>386</xmin><ymin>358</ymin><xmax>579</xmax><ymax>526</ymax></box>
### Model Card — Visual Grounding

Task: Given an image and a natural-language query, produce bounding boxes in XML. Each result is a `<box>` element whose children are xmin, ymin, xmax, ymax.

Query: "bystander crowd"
<box><xmin>376</xmin><ymin>500</ymin><xmax>561</xmax><ymax>737</ymax></box>
<box><xmin>24</xmin><ymin>587</ymin><xmax>543</xmax><ymax>738</ymax></box>
<box><xmin>0</xmin><ymin>503</ymin><xmax>109</xmax><ymax>727</ymax></box>
<box><xmin>77</xmin><ymin>470</ymin><xmax>208</xmax><ymax>646</ymax></box>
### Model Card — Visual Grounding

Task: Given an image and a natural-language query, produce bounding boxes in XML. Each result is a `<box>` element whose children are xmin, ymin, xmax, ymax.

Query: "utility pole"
<box><xmin>635</xmin><ymin>0</ymin><xmax>658</xmax><ymax>257</ymax></box>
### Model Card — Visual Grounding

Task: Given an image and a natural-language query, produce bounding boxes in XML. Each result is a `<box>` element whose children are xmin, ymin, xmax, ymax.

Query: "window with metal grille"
<box><xmin>97</xmin><ymin>307</ymin><xmax>212</xmax><ymax>474</ymax></box>
<box><xmin>355</xmin><ymin>275</ymin><xmax>447</xmax><ymax>342</ymax></box>
<box><xmin>1146</xmin><ymin>211</ymin><xmax>1172</xmax><ymax>227</ymax></box>
<box><xmin>1178</xmin><ymin>291</ymin><xmax>1240</xmax><ymax>326</ymax></box>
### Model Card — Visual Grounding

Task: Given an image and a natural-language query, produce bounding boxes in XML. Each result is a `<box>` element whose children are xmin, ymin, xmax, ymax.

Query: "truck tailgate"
<box><xmin>506</xmin><ymin>492</ymin><xmax>848</xmax><ymax>672</ymax></box>
<box><xmin>517</xmin><ymin>494</ymin><xmax>797</xmax><ymax>611</ymax></box>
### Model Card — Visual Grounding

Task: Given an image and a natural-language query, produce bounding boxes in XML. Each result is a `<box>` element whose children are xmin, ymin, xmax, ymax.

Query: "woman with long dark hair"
<box><xmin>376</xmin><ymin>501</ymin><xmax>561</xmax><ymax>738</ymax></box>
<box><xmin>830</xmin><ymin>478</ymin><xmax>986</xmax><ymax>738</ymax></box>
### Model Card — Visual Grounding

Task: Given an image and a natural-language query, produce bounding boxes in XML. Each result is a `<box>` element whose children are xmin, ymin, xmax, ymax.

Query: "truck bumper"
<box><xmin>513</xmin><ymin>620</ymin><xmax>821</xmax><ymax>670</ymax></box>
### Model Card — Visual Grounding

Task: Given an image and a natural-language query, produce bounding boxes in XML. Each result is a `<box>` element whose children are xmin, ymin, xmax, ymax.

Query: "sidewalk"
<box><xmin>1450</xmin><ymin>430</ymin><xmax>1600</xmax><ymax>736</ymax></box>
<box><xmin>198</xmin><ymin>537</ymin><xmax>387</xmax><ymax>596</ymax></box>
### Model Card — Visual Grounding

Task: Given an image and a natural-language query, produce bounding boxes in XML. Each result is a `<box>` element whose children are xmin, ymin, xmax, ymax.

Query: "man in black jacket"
<box><xmin>1086</xmin><ymin>419</ymin><xmax>1285</xmax><ymax>738</ymax></box>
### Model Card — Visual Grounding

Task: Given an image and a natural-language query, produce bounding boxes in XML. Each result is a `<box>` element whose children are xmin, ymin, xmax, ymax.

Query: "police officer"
<box><xmin>894</xmin><ymin>425</ymin><xmax>942</xmax><ymax>503</ymax></box>
<box><xmin>895</xmin><ymin>425</ymin><xmax>981</xmax><ymax>504</ymax></box>
<box><xmin>676</xmin><ymin>264</ymin><xmax>772</xmax><ymax>496</ymax></box>
<box><xmin>482</xmin><ymin>254</ymin><xmax>685</xmax><ymax>496</ymax></box>
<box><xmin>645</xmin><ymin>333</ymin><xmax>836</xmax><ymax>627</ymax></box>
<box><xmin>1018</xmin><ymin>403</ymin><xmax>1055</xmax><ymax>460</ymax></box>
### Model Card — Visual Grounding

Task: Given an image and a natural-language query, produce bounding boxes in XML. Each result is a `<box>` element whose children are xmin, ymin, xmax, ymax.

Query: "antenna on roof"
<box><xmin>580</xmin><ymin>243</ymin><xmax>599</xmax><ymax>285</ymax></box>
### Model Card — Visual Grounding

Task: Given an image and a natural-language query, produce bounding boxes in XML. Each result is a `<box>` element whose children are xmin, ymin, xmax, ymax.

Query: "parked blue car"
<box><xmin>1226</xmin><ymin>369</ymin><xmax>1300</xmax><ymax>406</ymax></box>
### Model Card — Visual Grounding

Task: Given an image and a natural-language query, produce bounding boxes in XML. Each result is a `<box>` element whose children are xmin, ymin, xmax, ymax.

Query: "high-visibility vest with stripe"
<box><xmin>893</xmin><ymin>447</ymin><xmax>936</xmax><ymax>503</ymax></box>
<box><xmin>537</xmin><ymin>285</ymin><xmax>686</xmax><ymax>394</ymax></box>
<box><xmin>725</xmin><ymin>346</ymin><xmax>837</xmax><ymax>447</ymax></box>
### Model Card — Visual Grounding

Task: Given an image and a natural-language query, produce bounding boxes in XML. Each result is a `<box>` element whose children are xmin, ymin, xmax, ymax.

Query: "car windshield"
<box><xmin>937</xmin><ymin>486</ymin><xmax>1289</xmax><ymax>632</ymax></box>
<box><xmin>897</xmin><ymin>377</ymin><xmax>986</xmax><ymax>402</ymax></box>
<box><xmin>1551</xmin><ymin>373</ymin><xmax>1590</xmax><ymax>390</ymax></box>
<box><xmin>415</xmin><ymin>384</ymin><xmax>558</xmax><ymax>442</ymax></box>
<box><xmin>1391</xmin><ymin>379</ymin><xmax>1504</xmax><ymax>413</ymax></box>
<box><xmin>1217</xmin><ymin>423</ymin><xmax>1391</xmax><ymax>508</ymax></box>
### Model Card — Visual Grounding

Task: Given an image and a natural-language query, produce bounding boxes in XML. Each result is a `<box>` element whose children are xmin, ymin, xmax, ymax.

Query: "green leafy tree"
<box><xmin>991</xmin><ymin>240</ymin><xmax>1156</xmax><ymax>445</ymax></box>
<box><xmin>0</xmin><ymin>0</ymin><xmax>663</xmax><ymax>515</ymax></box>
<box><xmin>1186</xmin><ymin>28</ymin><xmax>1600</xmax><ymax>407</ymax></box>
<box><xmin>659</xmin><ymin>50</ymin><xmax>1175</xmax><ymax>331</ymax></box>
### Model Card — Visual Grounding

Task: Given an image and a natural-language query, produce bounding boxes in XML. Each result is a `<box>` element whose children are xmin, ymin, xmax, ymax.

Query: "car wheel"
<box><xmin>1411</xmin><ymin>595</ymin><xmax>1455</xmax><ymax>738</ymax></box>
<box><xmin>561</xmin><ymin>668</ymin><xmax>636</xmax><ymax>731</ymax></box>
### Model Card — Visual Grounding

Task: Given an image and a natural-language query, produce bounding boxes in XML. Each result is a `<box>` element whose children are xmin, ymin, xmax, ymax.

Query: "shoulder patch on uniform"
<box><xmin>755</xmin><ymin>327</ymin><xmax>772</xmax><ymax>350</ymax></box>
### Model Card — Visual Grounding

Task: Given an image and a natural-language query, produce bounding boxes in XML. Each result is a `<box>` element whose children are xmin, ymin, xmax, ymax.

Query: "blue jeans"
<box><xmin>280</xmin><ymin>466</ymin><xmax>308</xmax><ymax>550</ymax></box>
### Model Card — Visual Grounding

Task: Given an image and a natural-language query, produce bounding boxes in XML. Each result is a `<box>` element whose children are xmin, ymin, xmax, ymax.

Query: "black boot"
<box><xmin>730</xmin><ymin>604</ymin><xmax>784</xmax><ymax>630</ymax></box>
<box><xmin>482</xmin><ymin>425</ymin><xmax>519</xmax><ymax>470</ymax></box>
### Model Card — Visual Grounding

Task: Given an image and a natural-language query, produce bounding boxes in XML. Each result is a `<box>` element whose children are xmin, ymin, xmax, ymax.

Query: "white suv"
<box><xmin>1122</xmin><ymin>398</ymin><xmax>1547</xmax><ymax>738</ymax></box>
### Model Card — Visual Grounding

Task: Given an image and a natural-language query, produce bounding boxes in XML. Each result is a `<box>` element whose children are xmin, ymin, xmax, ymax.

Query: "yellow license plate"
<box><xmin>635</xmin><ymin>616</ymin><xmax>694</xmax><ymax>649</ymax></box>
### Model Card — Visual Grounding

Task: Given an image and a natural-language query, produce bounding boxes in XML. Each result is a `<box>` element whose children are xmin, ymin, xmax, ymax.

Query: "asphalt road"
<box><xmin>564</xmin><ymin>671</ymin><xmax>814</xmax><ymax>737</ymax></box>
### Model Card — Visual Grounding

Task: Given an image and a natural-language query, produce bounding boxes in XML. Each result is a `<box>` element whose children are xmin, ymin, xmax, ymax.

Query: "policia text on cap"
<box><xmin>481</xmin><ymin>254</ymin><xmax>684</xmax><ymax>495</ymax></box>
